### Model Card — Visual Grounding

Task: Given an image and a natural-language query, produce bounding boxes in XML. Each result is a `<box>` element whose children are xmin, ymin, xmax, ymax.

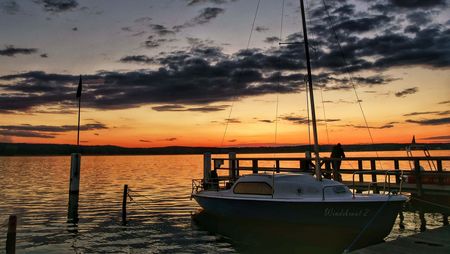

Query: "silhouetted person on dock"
<box><xmin>331</xmin><ymin>143</ymin><xmax>345</xmax><ymax>181</ymax></box>
<box><xmin>209</xmin><ymin>168</ymin><xmax>219</xmax><ymax>190</ymax></box>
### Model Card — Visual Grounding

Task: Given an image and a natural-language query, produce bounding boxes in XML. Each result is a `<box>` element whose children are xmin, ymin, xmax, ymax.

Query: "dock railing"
<box><xmin>204</xmin><ymin>155</ymin><xmax>450</xmax><ymax>196</ymax></box>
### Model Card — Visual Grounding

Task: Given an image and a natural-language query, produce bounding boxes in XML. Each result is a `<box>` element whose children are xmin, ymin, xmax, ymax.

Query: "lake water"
<box><xmin>0</xmin><ymin>151</ymin><xmax>449</xmax><ymax>253</ymax></box>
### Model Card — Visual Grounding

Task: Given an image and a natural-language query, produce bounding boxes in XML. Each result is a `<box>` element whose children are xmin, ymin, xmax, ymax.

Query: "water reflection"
<box><xmin>193</xmin><ymin>210</ymin><xmax>356</xmax><ymax>254</ymax></box>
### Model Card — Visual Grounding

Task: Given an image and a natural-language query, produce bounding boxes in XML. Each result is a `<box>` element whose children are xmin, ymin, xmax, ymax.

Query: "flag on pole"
<box><xmin>76</xmin><ymin>75</ymin><xmax>82</xmax><ymax>98</ymax></box>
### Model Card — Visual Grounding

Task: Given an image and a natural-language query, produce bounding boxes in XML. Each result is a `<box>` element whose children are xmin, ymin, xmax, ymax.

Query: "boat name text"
<box><xmin>324</xmin><ymin>208</ymin><xmax>370</xmax><ymax>217</ymax></box>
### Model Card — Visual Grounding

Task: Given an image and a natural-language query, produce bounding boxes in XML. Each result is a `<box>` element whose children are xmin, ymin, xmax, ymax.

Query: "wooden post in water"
<box><xmin>228</xmin><ymin>152</ymin><xmax>236</xmax><ymax>180</ymax></box>
<box><xmin>414</xmin><ymin>159</ymin><xmax>423</xmax><ymax>196</ymax></box>
<box><xmin>357</xmin><ymin>160</ymin><xmax>363</xmax><ymax>193</ymax></box>
<box><xmin>122</xmin><ymin>184</ymin><xmax>128</xmax><ymax>226</ymax></box>
<box><xmin>252</xmin><ymin>159</ymin><xmax>258</xmax><ymax>174</ymax></box>
<box><xmin>6</xmin><ymin>215</ymin><xmax>16</xmax><ymax>254</ymax></box>
<box><xmin>68</xmin><ymin>153</ymin><xmax>81</xmax><ymax>223</ymax></box>
<box><xmin>324</xmin><ymin>160</ymin><xmax>331</xmax><ymax>179</ymax></box>
<box><xmin>203</xmin><ymin>153</ymin><xmax>211</xmax><ymax>184</ymax></box>
<box><xmin>394</xmin><ymin>159</ymin><xmax>400</xmax><ymax>184</ymax></box>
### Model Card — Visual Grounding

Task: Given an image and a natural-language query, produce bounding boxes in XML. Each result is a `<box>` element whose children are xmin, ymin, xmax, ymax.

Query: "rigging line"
<box><xmin>321</xmin><ymin>0</ymin><xmax>383</xmax><ymax>169</ymax></box>
<box><xmin>274</xmin><ymin>0</ymin><xmax>285</xmax><ymax>148</ymax></box>
<box><xmin>320</xmin><ymin>88</ymin><xmax>330</xmax><ymax>144</ymax></box>
<box><xmin>221</xmin><ymin>0</ymin><xmax>262</xmax><ymax>147</ymax></box>
<box><xmin>305</xmin><ymin>77</ymin><xmax>311</xmax><ymax>147</ymax></box>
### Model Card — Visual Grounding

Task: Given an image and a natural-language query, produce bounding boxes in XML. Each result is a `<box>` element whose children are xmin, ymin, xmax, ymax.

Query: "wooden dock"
<box><xmin>350</xmin><ymin>225</ymin><xmax>450</xmax><ymax>254</ymax></box>
<box><xmin>210</xmin><ymin>155</ymin><xmax>450</xmax><ymax>197</ymax></box>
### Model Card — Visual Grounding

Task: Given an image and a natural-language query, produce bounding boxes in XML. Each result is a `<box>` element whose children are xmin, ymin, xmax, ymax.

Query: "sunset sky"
<box><xmin>0</xmin><ymin>0</ymin><xmax>449</xmax><ymax>147</ymax></box>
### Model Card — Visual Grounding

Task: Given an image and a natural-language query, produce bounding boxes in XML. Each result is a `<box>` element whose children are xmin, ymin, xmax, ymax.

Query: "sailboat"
<box><xmin>192</xmin><ymin>0</ymin><xmax>407</xmax><ymax>251</ymax></box>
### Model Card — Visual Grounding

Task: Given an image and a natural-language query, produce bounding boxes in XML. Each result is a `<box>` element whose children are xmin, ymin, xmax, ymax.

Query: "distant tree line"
<box><xmin>0</xmin><ymin>142</ymin><xmax>448</xmax><ymax>156</ymax></box>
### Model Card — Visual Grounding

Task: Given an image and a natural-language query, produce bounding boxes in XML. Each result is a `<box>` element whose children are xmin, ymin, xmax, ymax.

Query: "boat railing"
<box><xmin>351</xmin><ymin>170</ymin><xmax>405</xmax><ymax>197</ymax></box>
<box><xmin>191</xmin><ymin>178</ymin><xmax>231</xmax><ymax>197</ymax></box>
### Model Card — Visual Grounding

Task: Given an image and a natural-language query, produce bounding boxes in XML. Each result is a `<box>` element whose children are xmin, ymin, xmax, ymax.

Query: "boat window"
<box><xmin>233</xmin><ymin>182</ymin><xmax>273</xmax><ymax>195</ymax></box>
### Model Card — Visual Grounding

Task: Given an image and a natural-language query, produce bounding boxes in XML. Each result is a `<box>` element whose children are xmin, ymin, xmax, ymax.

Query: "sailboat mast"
<box><xmin>300</xmin><ymin>0</ymin><xmax>321</xmax><ymax>180</ymax></box>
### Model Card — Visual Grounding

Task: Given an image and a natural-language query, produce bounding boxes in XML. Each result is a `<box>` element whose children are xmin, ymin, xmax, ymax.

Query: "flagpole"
<box><xmin>77</xmin><ymin>95</ymin><xmax>81</xmax><ymax>148</ymax></box>
<box><xmin>76</xmin><ymin>75</ymin><xmax>82</xmax><ymax>150</ymax></box>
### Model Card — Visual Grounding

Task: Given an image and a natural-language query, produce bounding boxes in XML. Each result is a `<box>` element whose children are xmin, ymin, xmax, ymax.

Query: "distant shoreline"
<box><xmin>0</xmin><ymin>142</ymin><xmax>449</xmax><ymax>156</ymax></box>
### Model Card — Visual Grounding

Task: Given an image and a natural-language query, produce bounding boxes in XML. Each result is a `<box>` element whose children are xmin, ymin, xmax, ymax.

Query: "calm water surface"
<box><xmin>0</xmin><ymin>151</ymin><xmax>448</xmax><ymax>253</ymax></box>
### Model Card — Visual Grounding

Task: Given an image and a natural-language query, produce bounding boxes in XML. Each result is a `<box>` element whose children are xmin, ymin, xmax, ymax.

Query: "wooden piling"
<box><xmin>68</xmin><ymin>153</ymin><xmax>81</xmax><ymax>223</ymax></box>
<box><xmin>370</xmin><ymin>159</ymin><xmax>379</xmax><ymax>193</ymax></box>
<box><xmin>394</xmin><ymin>159</ymin><xmax>400</xmax><ymax>184</ymax></box>
<box><xmin>122</xmin><ymin>184</ymin><xmax>128</xmax><ymax>226</ymax></box>
<box><xmin>437</xmin><ymin>159</ymin><xmax>443</xmax><ymax>185</ymax></box>
<box><xmin>6</xmin><ymin>215</ymin><xmax>16</xmax><ymax>254</ymax></box>
<box><xmin>357</xmin><ymin>160</ymin><xmax>363</xmax><ymax>193</ymax></box>
<box><xmin>229</xmin><ymin>152</ymin><xmax>236</xmax><ymax>180</ymax></box>
<box><xmin>252</xmin><ymin>159</ymin><xmax>258</xmax><ymax>174</ymax></box>
<box><xmin>203</xmin><ymin>153</ymin><xmax>211</xmax><ymax>184</ymax></box>
<box><xmin>414</xmin><ymin>159</ymin><xmax>423</xmax><ymax>196</ymax></box>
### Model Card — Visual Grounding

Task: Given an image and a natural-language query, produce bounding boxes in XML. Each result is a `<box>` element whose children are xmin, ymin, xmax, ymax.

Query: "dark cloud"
<box><xmin>0</xmin><ymin>45</ymin><xmax>38</xmax><ymax>57</ymax></box>
<box><xmin>0</xmin><ymin>40</ymin><xmax>400</xmax><ymax>113</ymax></box>
<box><xmin>149</xmin><ymin>24</ymin><xmax>176</xmax><ymax>36</ymax></box>
<box><xmin>438</xmin><ymin>100</ymin><xmax>450</xmax><ymax>105</ymax></box>
<box><xmin>421</xmin><ymin>135</ymin><xmax>450</xmax><ymax>141</ymax></box>
<box><xmin>120</xmin><ymin>55</ymin><xmax>155</xmax><ymax>64</ymax></box>
<box><xmin>0</xmin><ymin>123</ymin><xmax>107</xmax><ymax>139</ymax></box>
<box><xmin>388</xmin><ymin>0</ymin><xmax>447</xmax><ymax>8</ymax></box>
<box><xmin>143</xmin><ymin>36</ymin><xmax>177</xmax><ymax>49</ymax></box>
<box><xmin>395</xmin><ymin>87</ymin><xmax>418</xmax><ymax>97</ymax></box>
<box><xmin>151</xmin><ymin>104</ymin><xmax>227</xmax><ymax>112</ymax></box>
<box><xmin>403</xmin><ymin>111</ymin><xmax>439</xmax><ymax>117</ymax></box>
<box><xmin>281</xmin><ymin>114</ymin><xmax>340</xmax><ymax>125</ymax></box>
<box><xmin>344</xmin><ymin>123</ymin><xmax>395</xmax><ymax>129</ymax></box>
<box><xmin>406</xmin><ymin>117</ymin><xmax>450</xmax><ymax>125</ymax></box>
<box><xmin>72</xmin><ymin>27</ymin><xmax>78</xmax><ymax>31</ymax></box>
<box><xmin>0</xmin><ymin>130</ymin><xmax>55</xmax><ymax>138</ymax></box>
<box><xmin>1</xmin><ymin>0</ymin><xmax>20</xmax><ymax>14</ymax></box>
<box><xmin>175</xmin><ymin>7</ymin><xmax>225</xmax><ymax>31</ymax></box>
<box><xmin>258</xmin><ymin>119</ymin><xmax>273</xmax><ymax>123</ymax></box>
<box><xmin>139</xmin><ymin>139</ymin><xmax>152</xmax><ymax>143</ymax></box>
<box><xmin>264</xmin><ymin>36</ymin><xmax>280</xmax><ymax>44</ymax></box>
<box><xmin>255</xmin><ymin>26</ymin><xmax>269</xmax><ymax>32</ymax></box>
<box><xmin>0</xmin><ymin>123</ymin><xmax>107</xmax><ymax>132</ymax></box>
<box><xmin>333</xmin><ymin>15</ymin><xmax>393</xmax><ymax>33</ymax></box>
<box><xmin>34</xmin><ymin>0</ymin><xmax>79</xmax><ymax>12</ymax></box>
<box><xmin>164</xmin><ymin>137</ymin><xmax>177</xmax><ymax>141</ymax></box>
<box><xmin>193</xmin><ymin>7</ymin><xmax>225</xmax><ymax>25</ymax></box>
<box><xmin>186</xmin><ymin>0</ymin><xmax>235</xmax><ymax>6</ymax></box>
<box><xmin>228</xmin><ymin>139</ymin><xmax>237</xmax><ymax>142</ymax></box>
<box><xmin>281</xmin><ymin>115</ymin><xmax>309</xmax><ymax>125</ymax></box>
<box><xmin>40</xmin><ymin>53</ymin><xmax>48</xmax><ymax>58</ymax></box>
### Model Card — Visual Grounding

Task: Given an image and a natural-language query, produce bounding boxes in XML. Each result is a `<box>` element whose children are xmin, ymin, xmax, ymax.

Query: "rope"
<box><xmin>320</xmin><ymin>88</ymin><xmax>330</xmax><ymax>144</ymax></box>
<box><xmin>221</xmin><ymin>0</ymin><xmax>261</xmax><ymax>147</ymax></box>
<box><xmin>305</xmin><ymin>77</ymin><xmax>311</xmax><ymax>147</ymax></box>
<box><xmin>274</xmin><ymin>0</ymin><xmax>285</xmax><ymax>148</ymax></box>
<box><xmin>320</xmin><ymin>0</ymin><xmax>384</xmax><ymax>170</ymax></box>
<box><xmin>344</xmin><ymin>196</ymin><xmax>392</xmax><ymax>252</ymax></box>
